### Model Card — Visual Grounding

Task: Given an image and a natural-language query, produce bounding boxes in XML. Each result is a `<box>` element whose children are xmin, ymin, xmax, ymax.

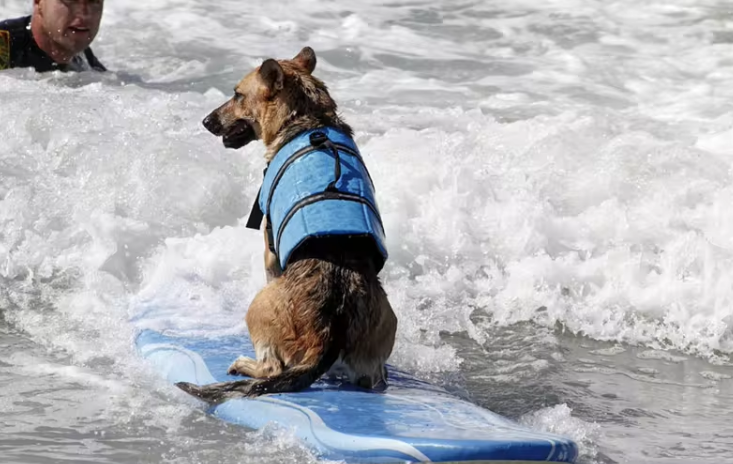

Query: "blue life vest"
<box><xmin>245</xmin><ymin>127</ymin><xmax>388</xmax><ymax>272</ymax></box>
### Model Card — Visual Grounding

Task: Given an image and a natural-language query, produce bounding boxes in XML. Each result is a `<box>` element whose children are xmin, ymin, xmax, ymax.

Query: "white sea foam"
<box><xmin>520</xmin><ymin>404</ymin><xmax>601</xmax><ymax>463</ymax></box>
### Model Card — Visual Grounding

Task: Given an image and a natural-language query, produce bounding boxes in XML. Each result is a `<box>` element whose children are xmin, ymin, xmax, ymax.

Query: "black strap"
<box><xmin>245</xmin><ymin>175</ymin><xmax>276</xmax><ymax>255</ymax></box>
<box><xmin>84</xmin><ymin>48</ymin><xmax>107</xmax><ymax>72</ymax></box>
<box><xmin>245</xmin><ymin>185</ymin><xmax>264</xmax><ymax>230</ymax></box>
<box><xmin>245</xmin><ymin>167</ymin><xmax>268</xmax><ymax>230</ymax></box>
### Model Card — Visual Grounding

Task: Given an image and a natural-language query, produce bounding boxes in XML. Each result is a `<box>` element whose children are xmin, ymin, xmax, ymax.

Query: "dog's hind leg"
<box><xmin>227</xmin><ymin>344</ymin><xmax>282</xmax><ymax>378</ymax></box>
<box><xmin>343</xmin><ymin>282</ymin><xmax>397</xmax><ymax>390</ymax></box>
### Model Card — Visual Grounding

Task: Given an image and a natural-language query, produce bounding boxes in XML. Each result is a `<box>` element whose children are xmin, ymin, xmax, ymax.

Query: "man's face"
<box><xmin>36</xmin><ymin>0</ymin><xmax>104</xmax><ymax>54</ymax></box>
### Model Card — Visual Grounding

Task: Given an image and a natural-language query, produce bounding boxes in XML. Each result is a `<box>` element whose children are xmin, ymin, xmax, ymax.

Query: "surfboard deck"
<box><xmin>135</xmin><ymin>328</ymin><xmax>578</xmax><ymax>463</ymax></box>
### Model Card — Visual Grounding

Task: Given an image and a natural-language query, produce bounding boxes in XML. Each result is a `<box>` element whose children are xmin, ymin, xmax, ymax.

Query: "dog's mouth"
<box><xmin>222</xmin><ymin>119</ymin><xmax>257</xmax><ymax>149</ymax></box>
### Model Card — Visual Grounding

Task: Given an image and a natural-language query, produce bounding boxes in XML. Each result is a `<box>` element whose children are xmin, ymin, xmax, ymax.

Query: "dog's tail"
<box><xmin>176</xmin><ymin>264</ymin><xmax>350</xmax><ymax>404</ymax></box>
<box><xmin>176</xmin><ymin>341</ymin><xmax>341</xmax><ymax>403</ymax></box>
<box><xmin>176</xmin><ymin>325</ymin><xmax>342</xmax><ymax>405</ymax></box>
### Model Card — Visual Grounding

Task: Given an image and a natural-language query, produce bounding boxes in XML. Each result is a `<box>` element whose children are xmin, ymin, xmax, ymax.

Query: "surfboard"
<box><xmin>134</xmin><ymin>326</ymin><xmax>579</xmax><ymax>463</ymax></box>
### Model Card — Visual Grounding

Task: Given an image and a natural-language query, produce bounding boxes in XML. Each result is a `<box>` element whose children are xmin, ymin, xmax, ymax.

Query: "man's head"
<box><xmin>33</xmin><ymin>0</ymin><xmax>104</xmax><ymax>58</ymax></box>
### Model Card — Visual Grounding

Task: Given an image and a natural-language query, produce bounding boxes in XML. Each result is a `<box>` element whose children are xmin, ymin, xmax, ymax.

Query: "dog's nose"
<box><xmin>203</xmin><ymin>113</ymin><xmax>224</xmax><ymax>135</ymax></box>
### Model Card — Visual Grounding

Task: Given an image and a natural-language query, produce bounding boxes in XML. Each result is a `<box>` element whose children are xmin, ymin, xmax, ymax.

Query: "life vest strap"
<box><xmin>275</xmin><ymin>190</ymin><xmax>385</xmax><ymax>257</ymax></box>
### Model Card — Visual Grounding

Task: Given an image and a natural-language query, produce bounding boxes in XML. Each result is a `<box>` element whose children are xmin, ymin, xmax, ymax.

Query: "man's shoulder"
<box><xmin>0</xmin><ymin>16</ymin><xmax>31</xmax><ymax>70</ymax></box>
<box><xmin>0</xmin><ymin>30</ymin><xmax>7</xmax><ymax>70</ymax></box>
<box><xmin>0</xmin><ymin>15</ymin><xmax>31</xmax><ymax>33</ymax></box>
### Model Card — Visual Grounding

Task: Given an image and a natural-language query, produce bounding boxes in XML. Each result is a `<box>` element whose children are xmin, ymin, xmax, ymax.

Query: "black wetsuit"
<box><xmin>0</xmin><ymin>15</ymin><xmax>105</xmax><ymax>73</ymax></box>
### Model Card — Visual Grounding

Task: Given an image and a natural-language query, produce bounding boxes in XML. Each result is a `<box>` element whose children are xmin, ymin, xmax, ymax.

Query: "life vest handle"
<box><xmin>309</xmin><ymin>131</ymin><xmax>341</xmax><ymax>192</ymax></box>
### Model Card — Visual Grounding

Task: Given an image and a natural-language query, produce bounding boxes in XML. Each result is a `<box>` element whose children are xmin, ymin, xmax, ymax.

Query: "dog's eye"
<box><xmin>234</xmin><ymin>92</ymin><xmax>244</xmax><ymax>102</ymax></box>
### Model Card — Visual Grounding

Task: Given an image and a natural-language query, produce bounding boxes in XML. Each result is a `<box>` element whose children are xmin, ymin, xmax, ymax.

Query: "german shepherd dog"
<box><xmin>175</xmin><ymin>47</ymin><xmax>397</xmax><ymax>404</ymax></box>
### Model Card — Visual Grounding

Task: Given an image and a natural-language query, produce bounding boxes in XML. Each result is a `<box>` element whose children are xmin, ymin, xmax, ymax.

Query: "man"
<box><xmin>0</xmin><ymin>0</ymin><xmax>106</xmax><ymax>73</ymax></box>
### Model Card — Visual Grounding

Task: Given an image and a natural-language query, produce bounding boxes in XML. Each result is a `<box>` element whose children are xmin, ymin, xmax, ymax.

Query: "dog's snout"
<box><xmin>203</xmin><ymin>112</ymin><xmax>224</xmax><ymax>135</ymax></box>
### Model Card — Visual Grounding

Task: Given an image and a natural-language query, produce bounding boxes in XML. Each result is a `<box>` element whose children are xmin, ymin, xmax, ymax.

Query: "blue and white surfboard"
<box><xmin>134</xmin><ymin>327</ymin><xmax>579</xmax><ymax>463</ymax></box>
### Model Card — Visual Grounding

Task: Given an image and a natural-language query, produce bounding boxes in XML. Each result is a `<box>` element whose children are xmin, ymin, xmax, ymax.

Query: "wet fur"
<box><xmin>176</xmin><ymin>47</ymin><xmax>397</xmax><ymax>404</ymax></box>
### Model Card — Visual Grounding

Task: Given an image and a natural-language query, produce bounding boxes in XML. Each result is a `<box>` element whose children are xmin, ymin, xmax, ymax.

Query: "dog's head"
<box><xmin>202</xmin><ymin>46</ymin><xmax>331</xmax><ymax>152</ymax></box>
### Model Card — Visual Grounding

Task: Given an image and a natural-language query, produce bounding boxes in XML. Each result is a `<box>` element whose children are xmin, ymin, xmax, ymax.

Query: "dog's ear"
<box><xmin>293</xmin><ymin>46</ymin><xmax>316</xmax><ymax>74</ymax></box>
<box><xmin>259</xmin><ymin>59</ymin><xmax>284</xmax><ymax>97</ymax></box>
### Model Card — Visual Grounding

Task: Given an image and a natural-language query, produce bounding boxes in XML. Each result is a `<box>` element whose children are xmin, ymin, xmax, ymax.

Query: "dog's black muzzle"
<box><xmin>203</xmin><ymin>112</ymin><xmax>224</xmax><ymax>136</ymax></box>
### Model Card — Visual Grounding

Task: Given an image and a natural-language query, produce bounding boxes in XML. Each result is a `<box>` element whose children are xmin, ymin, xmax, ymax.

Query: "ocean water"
<box><xmin>2</xmin><ymin>0</ymin><xmax>733</xmax><ymax>463</ymax></box>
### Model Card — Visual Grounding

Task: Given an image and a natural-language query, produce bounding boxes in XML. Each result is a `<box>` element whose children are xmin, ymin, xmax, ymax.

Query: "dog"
<box><xmin>175</xmin><ymin>46</ymin><xmax>397</xmax><ymax>404</ymax></box>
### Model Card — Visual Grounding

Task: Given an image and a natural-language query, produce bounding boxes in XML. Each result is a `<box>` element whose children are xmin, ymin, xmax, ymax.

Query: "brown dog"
<box><xmin>176</xmin><ymin>47</ymin><xmax>397</xmax><ymax>403</ymax></box>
